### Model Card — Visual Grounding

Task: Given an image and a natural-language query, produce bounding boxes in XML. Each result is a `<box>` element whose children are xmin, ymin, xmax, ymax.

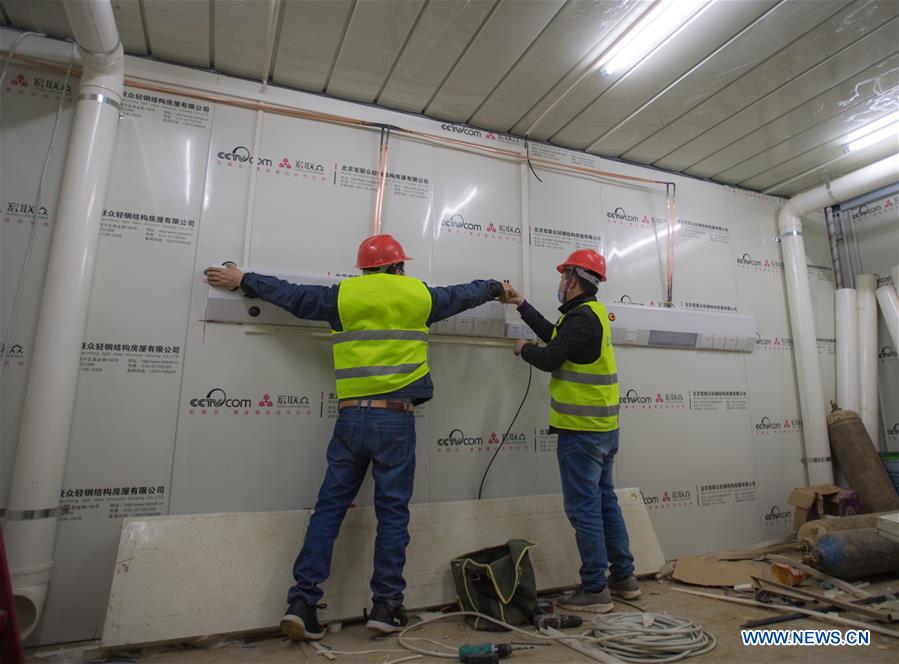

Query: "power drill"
<box><xmin>458</xmin><ymin>643</ymin><xmax>513</xmax><ymax>663</ymax></box>
<box><xmin>533</xmin><ymin>613</ymin><xmax>583</xmax><ymax>630</ymax></box>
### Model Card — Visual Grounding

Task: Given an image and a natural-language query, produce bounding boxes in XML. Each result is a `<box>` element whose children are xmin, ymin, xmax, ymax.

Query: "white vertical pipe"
<box><xmin>876</xmin><ymin>284</ymin><xmax>899</xmax><ymax>349</ymax></box>
<box><xmin>520</xmin><ymin>160</ymin><xmax>531</xmax><ymax>301</ymax></box>
<box><xmin>857</xmin><ymin>274</ymin><xmax>880</xmax><ymax>447</ymax></box>
<box><xmin>778</xmin><ymin>211</ymin><xmax>831</xmax><ymax>484</ymax></box>
<box><xmin>835</xmin><ymin>289</ymin><xmax>859</xmax><ymax>413</ymax></box>
<box><xmin>777</xmin><ymin>155</ymin><xmax>899</xmax><ymax>485</ymax></box>
<box><xmin>892</xmin><ymin>265</ymin><xmax>899</xmax><ymax>295</ymax></box>
<box><xmin>3</xmin><ymin>0</ymin><xmax>123</xmax><ymax>639</ymax></box>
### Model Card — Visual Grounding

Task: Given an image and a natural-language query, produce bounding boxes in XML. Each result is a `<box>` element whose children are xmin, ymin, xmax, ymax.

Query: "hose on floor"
<box><xmin>588</xmin><ymin>612</ymin><xmax>717</xmax><ymax>663</ymax></box>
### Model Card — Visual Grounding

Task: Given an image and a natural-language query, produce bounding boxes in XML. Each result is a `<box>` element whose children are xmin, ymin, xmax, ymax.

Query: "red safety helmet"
<box><xmin>557</xmin><ymin>249</ymin><xmax>607</xmax><ymax>282</ymax></box>
<box><xmin>356</xmin><ymin>234</ymin><xmax>412</xmax><ymax>269</ymax></box>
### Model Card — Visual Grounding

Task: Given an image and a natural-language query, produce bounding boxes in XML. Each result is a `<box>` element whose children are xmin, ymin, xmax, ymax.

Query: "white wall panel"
<box><xmin>1</xmin><ymin>42</ymin><xmax>842</xmax><ymax>645</ymax></box>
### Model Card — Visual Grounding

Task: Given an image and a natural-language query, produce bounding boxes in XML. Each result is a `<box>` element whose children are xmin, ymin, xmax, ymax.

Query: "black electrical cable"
<box><xmin>525</xmin><ymin>139</ymin><xmax>544</xmax><ymax>183</ymax></box>
<box><xmin>477</xmin><ymin>363</ymin><xmax>533</xmax><ymax>500</ymax></box>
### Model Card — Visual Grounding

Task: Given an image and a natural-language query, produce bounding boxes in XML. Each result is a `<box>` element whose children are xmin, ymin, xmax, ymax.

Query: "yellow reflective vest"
<box><xmin>548</xmin><ymin>301</ymin><xmax>619</xmax><ymax>431</ymax></box>
<box><xmin>332</xmin><ymin>273</ymin><xmax>432</xmax><ymax>399</ymax></box>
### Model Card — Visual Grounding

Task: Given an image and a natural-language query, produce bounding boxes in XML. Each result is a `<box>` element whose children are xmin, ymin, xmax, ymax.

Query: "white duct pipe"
<box><xmin>892</xmin><ymin>265</ymin><xmax>899</xmax><ymax>296</ymax></box>
<box><xmin>778</xmin><ymin>155</ymin><xmax>899</xmax><ymax>484</ymax></box>
<box><xmin>857</xmin><ymin>275</ymin><xmax>880</xmax><ymax>448</ymax></box>
<box><xmin>2</xmin><ymin>0</ymin><xmax>123</xmax><ymax>640</ymax></box>
<box><xmin>877</xmin><ymin>284</ymin><xmax>899</xmax><ymax>349</ymax></box>
<box><xmin>835</xmin><ymin>289</ymin><xmax>859</xmax><ymax>413</ymax></box>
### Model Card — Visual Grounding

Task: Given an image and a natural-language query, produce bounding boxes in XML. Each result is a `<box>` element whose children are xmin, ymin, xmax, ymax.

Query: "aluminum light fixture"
<box><xmin>596</xmin><ymin>0</ymin><xmax>712</xmax><ymax>75</ymax></box>
<box><xmin>846</xmin><ymin>111</ymin><xmax>899</xmax><ymax>152</ymax></box>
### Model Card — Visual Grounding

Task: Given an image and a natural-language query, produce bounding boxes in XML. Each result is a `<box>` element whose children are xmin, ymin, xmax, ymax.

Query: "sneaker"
<box><xmin>366</xmin><ymin>602</ymin><xmax>408</xmax><ymax>634</ymax></box>
<box><xmin>609</xmin><ymin>575</ymin><xmax>642</xmax><ymax>600</ymax></box>
<box><xmin>557</xmin><ymin>586</ymin><xmax>614</xmax><ymax>614</ymax></box>
<box><xmin>280</xmin><ymin>599</ymin><xmax>326</xmax><ymax>641</ymax></box>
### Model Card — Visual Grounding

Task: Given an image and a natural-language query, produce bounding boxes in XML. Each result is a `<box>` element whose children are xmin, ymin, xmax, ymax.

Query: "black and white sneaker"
<box><xmin>366</xmin><ymin>603</ymin><xmax>408</xmax><ymax>634</ymax></box>
<box><xmin>280</xmin><ymin>599</ymin><xmax>326</xmax><ymax>641</ymax></box>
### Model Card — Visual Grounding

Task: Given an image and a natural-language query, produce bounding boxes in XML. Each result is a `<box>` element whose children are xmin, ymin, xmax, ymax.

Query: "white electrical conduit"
<box><xmin>777</xmin><ymin>155</ymin><xmax>899</xmax><ymax>484</ymax></box>
<box><xmin>877</xmin><ymin>283</ymin><xmax>899</xmax><ymax>349</ymax></box>
<box><xmin>834</xmin><ymin>289</ymin><xmax>859</xmax><ymax>413</ymax></box>
<box><xmin>892</xmin><ymin>266</ymin><xmax>899</xmax><ymax>295</ymax></box>
<box><xmin>857</xmin><ymin>275</ymin><xmax>880</xmax><ymax>447</ymax></box>
<box><xmin>3</xmin><ymin>0</ymin><xmax>123</xmax><ymax>640</ymax></box>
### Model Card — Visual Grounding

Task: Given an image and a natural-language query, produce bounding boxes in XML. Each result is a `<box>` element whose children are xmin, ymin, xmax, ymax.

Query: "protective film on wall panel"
<box><xmin>1</xmin><ymin>64</ymin><xmax>75</xmax><ymax>506</ymax></box>
<box><xmin>2</xmin><ymin>44</ymin><xmax>844</xmax><ymax>645</ymax></box>
<box><xmin>32</xmin><ymin>85</ymin><xmax>214</xmax><ymax>645</ymax></box>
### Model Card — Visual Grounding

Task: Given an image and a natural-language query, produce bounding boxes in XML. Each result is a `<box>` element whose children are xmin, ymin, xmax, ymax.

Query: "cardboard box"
<box><xmin>788</xmin><ymin>484</ymin><xmax>860</xmax><ymax>529</ymax></box>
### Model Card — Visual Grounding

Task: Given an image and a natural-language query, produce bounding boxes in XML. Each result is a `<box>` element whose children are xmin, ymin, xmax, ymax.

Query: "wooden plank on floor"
<box><xmin>101</xmin><ymin>490</ymin><xmax>664</xmax><ymax>648</ymax></box>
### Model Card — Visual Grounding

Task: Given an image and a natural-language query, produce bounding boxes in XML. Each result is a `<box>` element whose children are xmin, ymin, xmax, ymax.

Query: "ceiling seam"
<box><xmin>694</xmin><ymin>55</ymin><xmax>899</xmax><ymax>178</ymax></box>
<box><xmin>208</xmin><ymin>0</ymin><xmax>215</xmax><ymax>69</ymax></box>
<box><xmin>323</xmin><ymin>0</ymin><xmax>357</xmax><ymax>93</ymax></box>
<box><xmin>421</xmin><ymin>0</ymin><xmax>501</xmax><ymax>114</ymax></box>
<box><xmin>718</xmin><ymin>92</ymin><xmax>897</xmax><ymax>185</ymax></box>
<box><xmin>581</xmin><ymin>0</ymin><xmax>789</xmax><ymax>154</ymax></box>
<box><xmin>137</xmin><ymin>0</ymin><xmax>153</xmax><ymax>56</ymax></box>
<box><xmin>266</xmin><ymin>0</ymin><xmax>287</xmax><ymax>83</ymax></box>
<box><xmin>650</xmin><ymin>12</ymin><xmax>899</xmax><ymax>168</ymax></box>
<box><xmin>641</xmin><ymin>0</ymin><xmax>886</xmax><ymax>163</ymax></box>
<box><xmin>464</xmin><ymin>0</ymin><xmax>571</xmax><ymax>125</ymax></box>
<box><xmin>374</xmin><ymin>0</ymin><xmax>431</xmax><ymax>104</ymax></box>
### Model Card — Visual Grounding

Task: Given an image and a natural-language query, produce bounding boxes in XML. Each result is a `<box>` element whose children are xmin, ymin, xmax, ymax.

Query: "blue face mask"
<box><xmin>557</xmin><ymin>278</ymin><xmax>569</xmax><ymax>304</ymax></box>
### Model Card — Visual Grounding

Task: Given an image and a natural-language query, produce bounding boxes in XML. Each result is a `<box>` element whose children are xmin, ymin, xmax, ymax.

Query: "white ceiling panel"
<box><xmin>425</xmin><ymin>0</ymin><xmax>565</xmax><ymax>122</ymax></box>
<box><xmin>548</xmin><ymin>0</ymin><xmax>777</xmax><ymax>148</ymax></box>
<box><xmin>214</xmin><ymin>0</ymin><xmax>276</xmax><ymax>80</ymax></box>
<box><xmin>376</xmin><ymin>0</ymin><xmax>495</xmax><ymax>112</ymax></box>
<box><xmin>111</xmin><ymin>0</ymin><xmax>148</xmax><ymax>55</ymax></box>
<box><xmin>623</xmin><ymin>0</ymin><xmax>898</xmax><ymax>166</ymax></box>
<box><xmin>272</xmin><ymin>0</ymin><xmax>353</xmax><ymax>92</ymax></box>
<box><xmin>1</xmin><ymin>0</ymin><xmax>72</xmax><ymax>39</ymax></box>
<box><xmin>468</xmin><ymin>0</ymin><xmax>635</xmax><ymax>131</ymax></box>
<box><xmin>584</xmin><ymin>0</ymin><xmax>846</xmax><ymax>156</ymax></box>
<box><xmin>748</xmin><ymin>133</ymin><xmax>899</xmax><ymax>195</ymax></box>
<box><xmin>3</xmin><ymin>0</ymin><xmax>897</xmax><ymax>196</ymax></box>
<box><xmin>325</xmin><ymin>0</ymin><xmax>426</xmax><ymax>103</ymax></box>
<box><xmin>142</xmin><ymin>0</ymin><xmax>211</xmax><ymax>68</ymax></box>
<box><xmin>655</xmin><ymin>13</ymin><xmax>899</xmax><ymax>172</ymax></box>
<box><xmin>691</xmin><ymin>55</ymin><xmax>899</xmax><ymax>180</ymax></box>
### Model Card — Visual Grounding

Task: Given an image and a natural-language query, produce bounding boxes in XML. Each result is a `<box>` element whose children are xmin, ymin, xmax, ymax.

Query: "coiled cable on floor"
<box><xmin>588</xmin><ymin>612</ymin><xmax>717</xmax><ymax>663</ymax></box>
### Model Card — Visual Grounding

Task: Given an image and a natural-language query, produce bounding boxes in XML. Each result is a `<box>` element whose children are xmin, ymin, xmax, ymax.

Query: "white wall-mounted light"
<box><xmin>595</xmin><ymin>0</ymin><xmax>712</xmax><ymax>75</ymax></box>
<box><xmin>845</xmin><ymin>111</ymin><xmax>899</xmax><ymax>152</ymax></box>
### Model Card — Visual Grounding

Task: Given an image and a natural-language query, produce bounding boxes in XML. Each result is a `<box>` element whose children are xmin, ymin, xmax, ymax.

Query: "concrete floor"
<box><xmin>28</xmin><ymin>578</ymin><xmax>899</xmax><ymax>664</ymax></box>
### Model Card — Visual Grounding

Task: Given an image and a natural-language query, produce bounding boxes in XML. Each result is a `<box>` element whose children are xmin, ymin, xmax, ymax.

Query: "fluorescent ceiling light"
<box><xmin>845</xmin><ymin>111</ymin><xmax>899</xmax><ymax>152</ymax></box>
<box><xmin>596</xmin><ymin>0</ymin><xmax>712</xmax><ymax>75</ymax></box>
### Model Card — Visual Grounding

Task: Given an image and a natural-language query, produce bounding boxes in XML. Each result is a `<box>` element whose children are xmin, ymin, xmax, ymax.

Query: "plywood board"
<box><xmin>102</xmin><ymin>490</ymin><xmax>663</xmax><ymax>648</ymax></box>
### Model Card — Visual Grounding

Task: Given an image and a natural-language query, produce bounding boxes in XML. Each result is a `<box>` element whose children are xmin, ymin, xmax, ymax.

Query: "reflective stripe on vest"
<box><xmin>548</xmin><ymin>300</ymin><xmax>619</xmax><ymax>432</ymax></box>
<box><xmin>333</xmin><ymin>274</ymin><xmax>432</xmax><ymax>399</ymax></box>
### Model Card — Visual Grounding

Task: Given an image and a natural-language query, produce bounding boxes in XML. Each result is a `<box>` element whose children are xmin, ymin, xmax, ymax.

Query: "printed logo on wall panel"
<box><xmin>879</xmin><ymin>345</ymin><xmax>897</xmax><ymax>362</ymax></box>
<box><xmin>4</xmin><ymin>70</ymin><xmax>74</xmax><ymax>98</ymax></box>
<box><xmin>642</xmin><ymin>488</ymin><xmax>694</xmax><ymax>510</ymax></box>
<box><xmin>433</xmin><ymin>428</ymin><xmax>529</xmax><ymax>453</ymax></box>
<box><xmin>762</xmin><ymin>504</ymin><xmax>793</xmax><ymax>527</ymax></box>
<box><xmin>185</xmin><ymin>387</ymin><xmax>315</xmax><ymax>416</ymax></box>
<box><xmin>3</xmin><ymin>201</ymin><xmax>51</xmax><ymax>230</ymax></box>
<box><xmin>754</xmin><ymin>416</ymin><xmax>803</xmax><ymax>435</ymax></box>
<box><xmin>619</xmin><ymin>388</ymin><xmax>686</xmax><ymax>410</ymax></box>
<box><xmin>440</xmin><ymin>213</ymin><xmax>521</xmax><ymax>241</ymax></box>
<box><xmin>735</xmin><ymin>252</ymin><xmax>784</xmax><ymax>273</ymax></box>
<box><xmin>0</xmin><ymin>342</ymin><xmax>25</xmax><ymax>368</ymax></box>
<box><xmin>847</xmin><ymin>196</ymin><xmax>897</xmax><ymax>226</ymax></box>
<box><xmin>605</xmin><ymin>206</ymin><xmax>729</xmax><ymax>245</ymax></box>
<box><xmin>215</xmin><ymin>144</ymin><xmax>328</xmax><ymax>182</ymax></box>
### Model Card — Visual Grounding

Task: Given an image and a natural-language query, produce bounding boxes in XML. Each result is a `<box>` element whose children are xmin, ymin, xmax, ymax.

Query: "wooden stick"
<box><xmin>309</xmin><ymin>641</ymin><xmax>338</xmax><ymax>661</ymax></box>
<box><xmin>766</xmin><ymin>554</ymin><xmax>871</xmax><ymax>598</ymax></box>
<box><xmin>671</xmin><ymin>587</ymin><xmax>899</xmax><ymax>639</ymax></box>
<box><xmin>751</xmin><ymin>577</ymin><xmax>897</xmax><ymax>623</ymax></box>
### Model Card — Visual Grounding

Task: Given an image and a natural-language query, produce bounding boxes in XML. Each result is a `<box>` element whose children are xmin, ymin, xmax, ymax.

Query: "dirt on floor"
<box><xmin>27</xmin><ymin>577</ymin><xmax>899</xmax><ymax>664</ymax></box>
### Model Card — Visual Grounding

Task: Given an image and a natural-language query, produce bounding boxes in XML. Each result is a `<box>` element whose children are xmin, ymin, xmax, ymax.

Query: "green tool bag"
<box><xmin>450</xmin><ymin>539</ymin><xmax>538</xmax><ymax>631</ymax></box>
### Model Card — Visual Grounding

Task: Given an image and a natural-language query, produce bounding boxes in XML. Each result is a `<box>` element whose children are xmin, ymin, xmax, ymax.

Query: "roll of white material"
<box><xmin>857</xmin><ymin>275</ymin><xmax>879</xmax><ymax>447</ymax></box>
<box><xmin>876</xmin><ymin>284</ymin><xmax>899</xmax><ymax>348</ymax></box>
<box><xmin>835</xmin><ymin>289</ymin><xmax>859</xmax><ymax>413</ymax></box>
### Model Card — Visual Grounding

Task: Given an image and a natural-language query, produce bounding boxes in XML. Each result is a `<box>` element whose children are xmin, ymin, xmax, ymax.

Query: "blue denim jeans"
<box><xmin>556</xmin><ymin>428</ymin><xmax>635</xmax><ymax>592</ymax></box>
<box><xmin>289</xmin><ymin>406</ymin><xmax>416</xmax><ymax>608</ymax></box>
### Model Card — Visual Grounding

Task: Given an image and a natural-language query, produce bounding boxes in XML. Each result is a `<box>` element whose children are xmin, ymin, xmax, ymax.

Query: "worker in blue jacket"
<box><xmin>206</xmin><ymin>234</ymin><xmax>511</xmax><ymax>640</ymax></box>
